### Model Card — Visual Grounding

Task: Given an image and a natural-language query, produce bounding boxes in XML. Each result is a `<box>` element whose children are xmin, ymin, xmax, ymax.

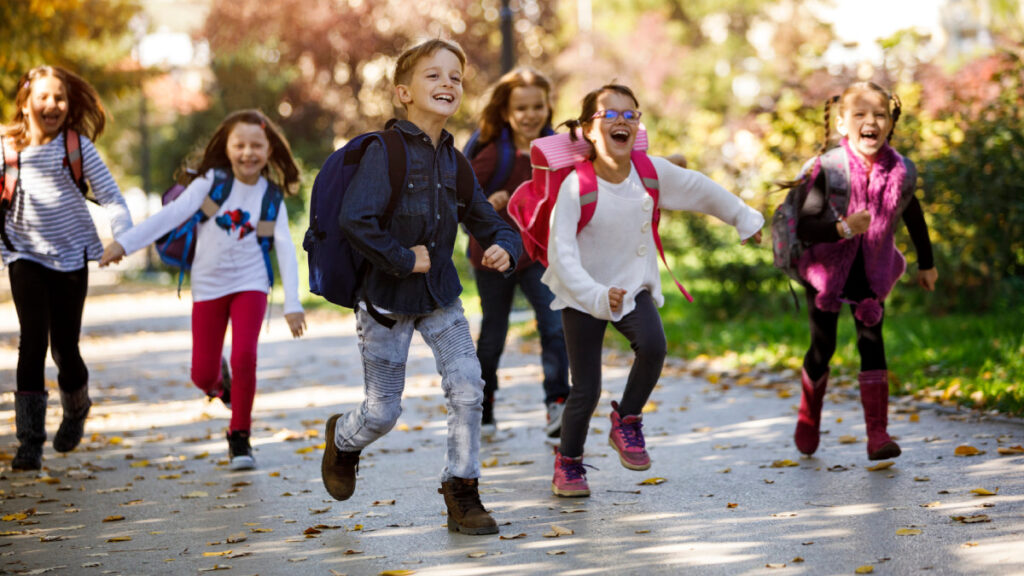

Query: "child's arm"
<box><xmin>272</xmin><ymin>200</ymin><xmax>306</xmax><ymax>336</ymax></box>
<box><xmin>901</xmin><ymin>195</ymin><xmax>938</xmax><ymax>290</ymax></box>
<box><xmin>652</xmin><ymin>156</ymin><xmax>763</xmax><ymax>241</ymax></box>
<box><xmin>461</xmin><ymin>177</ymin><xmax>521</xmax><ymax>274</ymax></box>
<box><xmin>102</xmin><ymin>172</ymin><xmax>213</xmax><ymax>265</ymax></box>
<box><xmin>338</xmin><ymin>141</ymin><xmax>418</xmax><ymax>276</ymax></box>
<box><xmin>81</xmin><ymin>138</ymin><xmax>133</xmax><ymax>238</ymax></box>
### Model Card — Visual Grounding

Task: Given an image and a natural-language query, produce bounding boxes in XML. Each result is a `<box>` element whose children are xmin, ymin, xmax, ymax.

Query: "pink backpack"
<box><xmin>507</xmin><ymin>129</ymin><xmax>692</xmax><ymax>302</ymax></box>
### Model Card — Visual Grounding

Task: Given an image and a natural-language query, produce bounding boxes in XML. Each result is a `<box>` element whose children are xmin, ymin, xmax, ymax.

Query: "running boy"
<box><xmin>320</xmin><ymin>38</ymin><xmax>521</xmax><ymax>536</ymax></box>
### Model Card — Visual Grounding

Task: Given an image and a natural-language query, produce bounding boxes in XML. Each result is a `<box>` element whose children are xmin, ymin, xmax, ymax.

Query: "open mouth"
<box><xmin>859</xmin><ymin>128</ymin><xmax>880</xmax><ymax>146</ymax></box>
<box><xmin>433</xmin><ymin>94</ymin><xmax>455</xmax><ymax>104</ymax></box>
<box><xmin>610</xmin><ymin>128</ymin><xmax>631</xmax><ymax>143</ymax></box>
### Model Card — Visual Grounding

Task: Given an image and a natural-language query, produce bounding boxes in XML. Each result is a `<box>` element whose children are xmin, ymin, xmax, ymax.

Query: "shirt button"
<box><xmin>436</xmin><ymin>213</ymin><xmax>441</xmax><ymax>220</ymax></box>
<box><xmin>642</xmin><ymin>196</ymin><xmax>654</xmax><ymax>211</ymax></box>
<box><xmin>436</xmin><ymin>183</ymin><xmax>441</xmax><ymax>189</ymax></box>
<box><xmin>408</xmin><ymin>183</ymin><xmax>413</xmax><ymax>189</ymax></box>
<box><xmin>641</xmin><ymin>221</ymin><xmax>651</xmax><ymax>233</ymax></box>
<box><xmin>430</xmin><ymin>242</ymin><xmax>435</xmax><ymax>248</ymax></box>
<box><xmin>637</xmin><ymin>244</ymin><xmax>648</xmax><ymax>256</ymax></box>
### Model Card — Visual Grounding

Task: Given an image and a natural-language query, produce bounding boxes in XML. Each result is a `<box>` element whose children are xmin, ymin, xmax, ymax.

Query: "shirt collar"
<box><xmin>392</xmin><ymin>119</ymin><xmax>453</xmax><ymax>147</ymax></box>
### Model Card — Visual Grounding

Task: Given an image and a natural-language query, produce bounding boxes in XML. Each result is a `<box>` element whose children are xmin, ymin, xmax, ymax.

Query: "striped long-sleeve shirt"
<box><xmin>0</xmin><ymin>132</ymin><xmax>132</xmax><ymax>271</ymax></box>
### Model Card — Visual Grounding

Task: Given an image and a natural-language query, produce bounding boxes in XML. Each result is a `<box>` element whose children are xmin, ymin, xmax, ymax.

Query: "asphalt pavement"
<box><xmin>1</xmin><ymin>278</ymin><xmax>1022</xmax><ymax>576</ymax></box>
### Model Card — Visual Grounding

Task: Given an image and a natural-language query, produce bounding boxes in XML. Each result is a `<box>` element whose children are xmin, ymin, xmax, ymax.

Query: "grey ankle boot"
<box><xmin>13</xmin><ymin>392</ymin><xmax>48</xmax><ymax>471</ymax></box>
<box><xmin>53</xmin><ymin>385</ymin><xmax>91</xmax><ymax>453</ymax></box>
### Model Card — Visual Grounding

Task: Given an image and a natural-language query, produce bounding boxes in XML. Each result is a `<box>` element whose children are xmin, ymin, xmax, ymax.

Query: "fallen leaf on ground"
<box><xmin>920</xmin><ymin>501</ymin><xmax>941</xmax><ymax>508</ymax></box>
<box><xmin>726</xmin><ymin>503</ymin><xmax>738</xmax><ymax>509</ymax></box>
<box><xmin>197</xmin><ymin>566</ymin><xmax>230</xmax><ymax>573</ymax></box>
<box><xmin>546</xmin><ymin>550</ymin><xmax>566</xmax><ymax>556</ymax></box>
<box><xmin>182</xmin><ymin>491</ymin><xmax>208</xmax><ymax>499</ymax></box>
<box><xmin>855</xmin><ymin>566</ymin><xmax>874</xmax><ymax>574</ymax></box>
<box><xmin>467</xmin><ymin>551</ymin><xmax>488</xmax><ymax>558</ymax></box>
<box><xmin>970</xmin><ymin>488</ymin><xmax>998</xmax><ymax>496</ymax></box>
<box><xmin>954</xmin><ymin>445</ymin><xmax>984</xmax><ymax>457</ymax></box>
<box><xmin>543</xmin><ymin>525</ymin><xmax>574</xmax><ymax>537</ymax></box>
<box><xmin>997</xmin><ymin>445</ymin><xmax>1024</xmax><ymax>455</ymax></box>
<box><xmin>481</xmin><ymin>457</ymin><xmax>498</xmax><ymax>468</ymax></box>
<box><xmin>914</xmin><ymin>476</ymin><xmax>930</xmax><ymax>482</ymax></box>
<box><xmin>102</xmin><ymin>515</ymin><xmax>125</xmax><ymax>522</ymax></box>
<box><xmin>251</xmin><ymin>528</ymin><xmax>273</xmax><ymax>533</ymax></box>
<box><xmin>379</xmin><ymin>570</ymin><xmax>416</xmax><ymax>576</ymax></box>
<box><xmin>373</xmin><ymin>500</ymin><xmax>396</xmax><ymax>506</ymax></box>
<box><xmin>225</xmin><ymin>532</ymin><xmax>246</xmax><ymax>543</ymax></box>
<box><xmin>792</xmin><ymin>557</ymin><xmax>804</xmax><ymax>563</ymax></box>
<box><xmin>951</xmin><ymin>514</ymin><xmax>991</xmax><ymax>523</ymax></box>
<box><xmin>202</xmin><ymin>551</ymin><xmax>232</xmax><ymax>557</ymax></box>
<box><xmin>766</xmin><ymin>563</ymin><xmax>786</xmax><ymax>569</ymax></box>
<box><xmin>106</xmin><ymin>536</ymin><xmax>132</xmax><ymax>542</ymax></box>
<box><xmin>896</xmin><ymin>528</ymin><xmax>922</xmax><ymax>535</ymax></box>
<box><xmin>3</xmin><ymin>513</ymin><xmax>28</xmax><ymax>522</ymax></box>
<box><xmin>866</xmin><ymin>461</ymin><xmax>894</xmax><ymax>472</ymax></box>
<box><xmin>343</xmin><ymin>549</ymin><xmax>363</xmax><ymax>555</ymax></box>
<box><xmin>500</xmin><ymin>533</ymin><xmax>527</xmax><ymax>540</ymax></box>
<box><xmin>839</xmin><ymin>435</ymin><xmax>859</xmax><ymax>444</ymax></box>
<box><xmin>770</xmin><ymin>460</ymin><xmax>799</xmax><ymax>468</ymax></box>
<box><xmin>638</xmin><ymin>477</ymin><xmax>666</xmax><ymax>485</ymax></box>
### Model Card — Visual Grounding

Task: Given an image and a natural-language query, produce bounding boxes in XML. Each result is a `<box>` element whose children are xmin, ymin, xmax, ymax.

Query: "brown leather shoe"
<box><xmin>321</xmin><ymin>414</ymin><xmax>360</xmax><ymax>500</ymax></box>
<box><xmin>438</xmin><ymin>477</ymin><xmax>498</xmax><ymax>535</ymax></box>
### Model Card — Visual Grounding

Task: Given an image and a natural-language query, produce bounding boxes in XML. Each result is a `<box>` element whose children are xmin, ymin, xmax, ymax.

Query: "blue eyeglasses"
<box><xmin>590</xmin><ymin>109</ymin><xmax>642</xmax><ymax>123</ymax></box>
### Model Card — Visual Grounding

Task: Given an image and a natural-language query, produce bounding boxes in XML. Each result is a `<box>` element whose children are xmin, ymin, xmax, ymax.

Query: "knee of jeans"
<box><xmin>444</xmin><ymin>358</ymin><xmax>484</xmax><ymax>406</ymax></box>
<box><xmin>362</xmin><ymin>400</ymin><xmax>403</xmax><ymax>435</ymax></box>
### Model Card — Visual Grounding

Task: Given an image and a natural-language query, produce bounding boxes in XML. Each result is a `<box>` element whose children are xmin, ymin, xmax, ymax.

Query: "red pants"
<box><xmin>191</xmin><ymin>291</ymin><xmax>267</xmax><ymax>432</ymax></box>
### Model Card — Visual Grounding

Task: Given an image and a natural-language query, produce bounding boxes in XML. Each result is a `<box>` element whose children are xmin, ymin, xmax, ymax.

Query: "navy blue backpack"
<box><xmin>156</xmin><ymin>168</ymin><xmax>284</xmax><ymax>295</ymax></box>
<box><xmin>304</xmin><ymin>123</ymin><xmax>475</xmax><ymax>326</ymax></box>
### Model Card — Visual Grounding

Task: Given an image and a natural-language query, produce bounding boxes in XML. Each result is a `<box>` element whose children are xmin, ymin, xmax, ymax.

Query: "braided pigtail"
<box><xmin>888</xmin><ymin>92</ymin><xmax>902</xmax><ymax>142</ymax></box>
<box><xmin>820</xmin><ymin>95</ymin><xmax>839</xmax><ymax>154</ymax></box>
<box><xmin>559</xmin><ymin>118</ymin><xmax>583</xmax><ymax>141</ymax></box>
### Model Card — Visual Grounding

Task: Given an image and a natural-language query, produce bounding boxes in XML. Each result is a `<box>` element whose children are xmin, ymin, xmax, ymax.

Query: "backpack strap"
<box><xmin>63</xmin><ymin>129</ymin><xmax>89</xmax><ymax>197</ymax></box>
<box><xmin>484</xmin><ymin>127</ymin><xmax>515</xmax><ymax>196</ymax></box>
<box><xmin>0</xmin><ymin>137</ymin><xmax>18</xmax><ymax>251</ymax></box>
<box><xmin>171</xmin><ymin>170</ymin><xmax>234</xmax><ymax>296</ymax></box>
<box><xmin>573</xmin><ymin>160</ymin><xmax>599</xmax><ymax>233</ymax></box>
<box><xmin>819</xmin><ymin>146</ymin><xmax>851</xmax><ymax>219</ymax></box>
<box><xmin>632</xmin><ymin>150</ymin><xmax>692</xmax><ymax>303</ymax></box>
<box><xmin>257</xmin><ymin>182</ymin><xmax>284</xmax><ymax>287</ymax></box>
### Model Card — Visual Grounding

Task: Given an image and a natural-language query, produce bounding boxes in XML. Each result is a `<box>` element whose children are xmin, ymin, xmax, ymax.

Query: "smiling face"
<box><xmin>584</xmin><ymin>90</ymin><xmax>639</xmax><ymax>164</ymax></box>
<box><xmin>22</xmin><ymin>75</ymin><xmax>69</xmax><ymax>144</ymax></box>
<box><xmin>396</xmin><ymin>48</ymin><xmax>464</xmax><ymax>122</ymax></box>
<box><xmin>837</xmin><ymin>89</ymin><xmax>892</xmax><ymax>162</ymax></box>
<box><xmin>226</xmin><ymin>122</ymin><xmax>271</xmax><ymax>185</ymax></box>
<box><xmin>504</xmin><ymin>85</ymin><xmax>550</xmax><ymax>145</ymax></box>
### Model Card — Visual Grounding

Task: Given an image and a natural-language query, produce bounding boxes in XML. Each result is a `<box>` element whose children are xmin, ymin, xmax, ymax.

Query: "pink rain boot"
<box><xmin>794</xmin><ymin>368</ymin><xmax>828</xmax><ymax>455</ymax></box>
<box><xmin>859</xmin><ymin>370</ymin><xmax>901</xmax><ymax>460</ymax></box>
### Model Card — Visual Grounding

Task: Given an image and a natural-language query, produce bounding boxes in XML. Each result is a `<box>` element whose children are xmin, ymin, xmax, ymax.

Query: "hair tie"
<box><xmin>260</xmin><ymin>120</ymin><xmax>266</xmax><ymax>130</ymax></box>
<box><xmin>23</xmin><ymin>81</ymin><xmax>30</xmax><ymax>90</ymax></box>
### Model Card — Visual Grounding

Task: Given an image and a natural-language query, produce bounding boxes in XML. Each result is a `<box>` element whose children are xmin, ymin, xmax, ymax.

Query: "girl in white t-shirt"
<box><xmin>101</xmin><ymin>109</ymin><xmax>306</xmax><ymax>470</ymax></box>
<box><xmin>544</xmin><ymin>84</ymin><xmax>763</xmax><ymax>497</ymax></box>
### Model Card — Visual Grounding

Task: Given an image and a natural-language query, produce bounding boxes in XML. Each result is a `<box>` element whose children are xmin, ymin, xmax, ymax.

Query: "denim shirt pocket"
<box><xmin>391</xmin><ymin>173</ymin><xmax>431</xmax><ymax>244</ymax></box>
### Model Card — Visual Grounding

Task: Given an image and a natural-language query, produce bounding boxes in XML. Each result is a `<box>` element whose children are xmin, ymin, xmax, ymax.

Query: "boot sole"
<box><xmin>321</xmin><ymin>414</ymin><xmax>355</xmax><ymax>501</ymax></box>
<box><xmin>609</xmin><ymin>438</ymin><xmax>651</xmax><ymax>471</ymax></box>
<box><xmin>868</xmin><ymin>441</ymin><xmax>902</xmax><ymax>460</ymax></box>
<box><xmin>551</xmin><ymin>484</ymin><xmax>590</xmax><ymax>497</ymax></box>
<box><xmin>447</xmin><ymin>521</ymin><xmax>499</xmax><ymax>535</ymax></box>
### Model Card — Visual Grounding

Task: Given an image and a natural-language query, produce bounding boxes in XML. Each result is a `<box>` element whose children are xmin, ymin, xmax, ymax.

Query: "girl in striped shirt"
<box><xmin>2</xmin><ymin>66</ymin><xmax>132</xmax><ymax>471</ymax></box>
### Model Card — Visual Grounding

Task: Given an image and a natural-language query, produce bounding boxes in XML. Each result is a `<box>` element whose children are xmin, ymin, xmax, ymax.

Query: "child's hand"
<box><xmin>285</xmin><ymin>312</ymin><xmax>306</xmax><ymax>338</ymax></box>
<box><xmin>99</xmin><ymin>242</ymin><xmax>126</xmax><ymax>267</ymax></box>
<box><xmin>741</xmin><ymin>230</ymin><xmax>763</xmax><ymax>245</ymax></box>
<box><xmin>665</xmin><ymin>153</ymin><xmax>688</xmax><ymax>169</ymax></box>
<box><xmin>917</xmin><ymin>268</ymin><xmax>938</xmax><ymax>291</ymax></box>
<box><xmin>411</xmin><ymin>245</ymin><xmax>431</xmax><ymax>273</ymax></box>
<box><xmin>481</xmin><ymin>245</ymin><xmax>511</xmax><ymax>272</ymax></box>
<box><xmin>608</xmin><ymin>287</ymin><xmax>626</xmax><ymax>312</ymax></box>
<box><xmin>846</xmin><ymin>210</ymin><xmax>872</xmax><ymax>235</ymax></box>
<box><xmin>489</xmin><ymin>191</ymin><xmax>510</xmax><ymax>212</ymax></box>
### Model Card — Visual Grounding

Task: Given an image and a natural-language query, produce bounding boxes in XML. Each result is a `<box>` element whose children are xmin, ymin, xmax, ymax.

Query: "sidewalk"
<box><xmin>1</xmin><ymin>281</ymin><xmax>1022</xmax><ymax>576</ymax></box>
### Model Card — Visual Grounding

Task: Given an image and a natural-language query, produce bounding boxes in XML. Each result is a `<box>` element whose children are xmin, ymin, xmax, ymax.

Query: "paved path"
<box><xmin>1</xmin><ymin>281</ymin><xmax>1022</xmax><ymax>576</ymax></box>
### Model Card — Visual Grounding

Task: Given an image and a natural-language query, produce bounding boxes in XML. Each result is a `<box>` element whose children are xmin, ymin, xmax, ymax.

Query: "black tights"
<box><xmin>8</xmin><ymin>259</ymin><xmax>89</xmax><ymax>394</ymax></box>
<box><xmin>803</xmin><ymin>285</ymin><xmax>887</xmax><ymax>381</ymax></box>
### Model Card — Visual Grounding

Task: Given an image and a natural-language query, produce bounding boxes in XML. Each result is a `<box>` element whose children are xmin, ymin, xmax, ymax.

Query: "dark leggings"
<box><xmin>803</xmin><ymin>285</ymin><xmax>887</xmax><ymax>381</ymax></box>
<box><xmin>559</xmin><ymin>290</ymin><xmax>667</xmax><ymax>458</ymax></box>
<box><xmin>8</xmin><ymin>259</ymin><xmax>90</xmax><ymax>394</ymax></box>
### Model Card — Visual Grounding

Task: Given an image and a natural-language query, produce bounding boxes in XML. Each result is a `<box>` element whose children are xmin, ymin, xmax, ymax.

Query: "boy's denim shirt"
<box><xmin>340</xmin><ymin>120</ymin><xmax>522</xmax><ymax>315</ymax></box>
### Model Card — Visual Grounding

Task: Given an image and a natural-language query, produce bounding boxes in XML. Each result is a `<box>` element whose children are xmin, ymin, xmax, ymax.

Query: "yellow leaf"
<box><xmin>194</xmin><ymin>451</ymin><xmax>210</xmax><ymax>459</ymax></box>
<box><xmin>896</xmin><ymin>528</ymin><xmax>922</xmax><ymax>535</ymax></box>
<box><xmin>997</xmin><ymin>445</ymin><xmax>1024</xmax><ymax>455</ymax></box>
<box><xmin>909</xmin><ymin>413</ymin><xmax>920</xmax><ymax>423</ymax></box>
<box><xmin>202</xmin><ymin>550</ymin><xmax>232</xmax><ymax>557</ymax></box>
<box><xmin>481</xmin><ymin>457</ymin><xmax>498</xmax><ymax>468</ymax></box>
<box><xmin>866</xmin><ymin>461</ymin><xmax>894</xmax><ymax>472</ymax></box>
<box><xmin>130</xmin><ymin>460</ymin><xmax>150</xmax><ymax>468</ymax></box>
<box><xmin>707</xmin><ymin>374</ymin><xmax>720</xmax><ymax>384</ymax></box>
<box><xmin>268</xmin><ymin>471</ymin><xmax>280</xmax><ymax>477</ymax></box>
<box><xmin>970</xmin><ymin>487</ymin><xmax>998</xmax><ymax>496</ymax></box>
<box><xmin>2</xmin><ymin>513</ymin><xmax>28</xmax><ymax>522</ymax></box>
<box><xmin>546</xmin><ymin>550</ymin><xmax>566</xmax><ymax>555</ymax></box>
<box><xmin>37</xmin><ymin>476</ymin><xmax>60</xmax><ymax>485</ymax></box>
<box><xmin>102</xmin><ymin>515</ymin><xmax>125</xmax><ymax>522</ymax></box>
<box><xmin>954</xmin><ymin>445</ymin><xmax>983</xmax><ymax>456</ymax></box>
<box><xmin>726</xmin><ymin>503</ymin><xmax>738</xmax><ymax>509</ymax></box>
<box><xmin>775</xmin><ymin>389</ymin><xmax>792</xmax><ymax>399</ymax></box>
<box><xmin>158</xmin><ymin>474</ymin><xmax>181</xmax><ymax>480</ymax></box>
<box><xmin>106</xmin><ymin>536</ymin><xmax>132</xmax><ymax>542</ymax></box>
<box><xmin>182</xmin><ymin>491</ymin><xmax>208</xmax><ymax>499</ymax></box>
<box><xmin>635</xmin><ymin>529</ymin><xmax>650</xmax><ymax>534</ymax></box>
<box><xmin>542</xmin><ymin>524</ymin><xmax>574</xmax><ymax>537</ymax></box>
<box><xmin>107</xmin><ymin>436</ymin><xmax>124</xmax><ymax>445</ymax></box>
<box><xmin>951</xmin><ymin>514</ymin><xmax>991</xmax><ymax>524</ymax></box>
<box><xmin>836</xmin><ymin>417</ymin><xmax>843</xmax><ymax>423</ymax></box>
<box><xmin>642</xmin><ymin>401</ymin><xmax>658</xmax><ymax>413</ymax></box>
<box><xmin>379</xmin><ymin>570</ymin><xmax>417</xmax><ymax>576</ymax></box>
<box><xmin>855</xmin><ymin>566</ymin><xmax>874</xmax><ymax>574</ymax></box>
<box><xmin>251</xmin><ymin>528</ymin><xmax>273</xmax><ymax>533</ymax></box>
<box><xmin>397</xmin><ymin>423</ymin><xmax>410</xmax><ymax>432</ymax></box>
<box><xmin>770</xmin><ymin>460</ymin><xmax>799</xmax><ymax>468</ymax></box>
<box><xmin>638</xmin><ymin>477</ymin><xmax>667</xmax><ymax>485</ymax></box>
<box><xmin>295</xmin><ymin>446</ymin><xmax>314</xmax><ymax>454</ymax></box>
<box><xmin>838</xmin><ymin>435</ymin><xmax>859</xmax><ymax>444</ymax></box>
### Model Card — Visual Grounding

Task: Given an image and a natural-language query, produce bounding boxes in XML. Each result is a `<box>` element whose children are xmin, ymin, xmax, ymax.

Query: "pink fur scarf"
<box><xmin>798</xmin><ymin>138</ymin><xmax>908</xmax><ymax>326</ymax></box>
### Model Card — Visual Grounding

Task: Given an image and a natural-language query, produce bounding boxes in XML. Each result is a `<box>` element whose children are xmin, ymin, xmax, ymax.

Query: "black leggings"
<box><xmin>8</xmin><ymin>259</ymin><xmax>89</xmax><ymax>394</ymax></box>
<box><xmin>803</xmin><ymin>285</ymin><xmax>887</xmax><ymax>381</ymax></box>
<box><xmin>559</xmin><ymin>290</ymin><xmax>667</xmax><ymax>458</ymax></box>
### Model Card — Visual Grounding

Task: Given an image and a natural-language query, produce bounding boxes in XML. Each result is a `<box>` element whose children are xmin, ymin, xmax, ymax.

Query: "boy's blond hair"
<box><xmin>393</xmin><ymin>38</ymin><xmax>467</xmax><ymax>88</ymax></box>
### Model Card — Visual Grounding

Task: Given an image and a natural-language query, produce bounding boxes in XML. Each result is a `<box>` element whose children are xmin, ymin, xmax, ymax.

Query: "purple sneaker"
<box><xmin>552</xmin><ymin>451</ymin><xmax>591</xmax><ymax>497</ymax></box>
<box><xmin>608</xmin><ymin>401</ymin><xmax>651</xmax><ymax>471</ymax></box>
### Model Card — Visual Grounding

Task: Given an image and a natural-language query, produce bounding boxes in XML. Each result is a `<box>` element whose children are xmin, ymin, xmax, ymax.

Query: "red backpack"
<box><xmin>507</xmin><ymin>129</ymin><xmax>692</xmax><ymax>302</ymax></box>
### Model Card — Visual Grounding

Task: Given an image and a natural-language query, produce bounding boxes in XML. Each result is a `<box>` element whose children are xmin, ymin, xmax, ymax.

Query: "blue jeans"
<box><xmin>474</xmin><ymin>261</ymin><xmax>570</xmax><ymax>405</ymax></box>
<box><xmin>334</xmin><ymin>300</ymin><xmax>484</xmax><ymax>481</ymax></box>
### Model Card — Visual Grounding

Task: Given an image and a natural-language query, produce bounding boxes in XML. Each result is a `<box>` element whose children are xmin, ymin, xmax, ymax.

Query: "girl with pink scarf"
<box><xmin>793</xmin><ymin>82</ymin><xmax>938</xmax><ymax>461</ymax></box>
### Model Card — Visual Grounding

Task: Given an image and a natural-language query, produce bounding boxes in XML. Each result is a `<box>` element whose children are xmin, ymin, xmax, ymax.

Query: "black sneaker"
<box><xmin>206</xmin><ymin>357</ymin><xmax>231</xmax><ymax>408</ymax></box>
<box><xmin>227</xmin><ymin>430</ymin><xmax>254</xmax><ymax>470</ymax></box>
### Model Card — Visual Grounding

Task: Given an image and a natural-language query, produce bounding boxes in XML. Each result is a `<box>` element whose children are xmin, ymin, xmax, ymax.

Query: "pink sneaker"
<box><xmin>608</xmin><ymin>401</ymin><xmax>651</xmax><ymax>471</ymax></box>
<box><xmin>552</xmin><ymin>451</ymin><xmax>591</xmax><ymax>497</ymax></box>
